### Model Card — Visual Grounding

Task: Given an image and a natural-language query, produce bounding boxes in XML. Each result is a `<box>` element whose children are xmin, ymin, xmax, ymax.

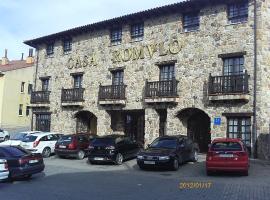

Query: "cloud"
<box><xmin>0</xmin><ymin>0</ymin><xmax>181</xmax><ymax>60</ymax></box>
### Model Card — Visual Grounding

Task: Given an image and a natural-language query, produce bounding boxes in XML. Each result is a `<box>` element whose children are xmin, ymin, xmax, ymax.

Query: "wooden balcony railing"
<box><xmin>61</xmin><ymin>88</ymin><xmax>85</xmax><ymax>102</ymax></box>
<box><xmin>145</xmin><ymin>79</ymin><xmax>179</xmax><ymax>98</ymax></box>
<box><xmin>99</xmin><ymin>85</ymin><xmax>126</xmax><ymax>100</ymax></box>
<box><xmin>208</xmin><ymin>72</ymin><xmax>249</xmax><ymax>95</ymax></box>
<box><xmin>31</xmin><ymin>91</ymin><xmax>50</xmax><ymax>104</ymax></box>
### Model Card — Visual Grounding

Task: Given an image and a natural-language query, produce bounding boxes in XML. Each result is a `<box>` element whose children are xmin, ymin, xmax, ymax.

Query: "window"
<box><xmin>159</xmin><ymin>64</ymin><xmax>175</xmax><ymax>81</ymax></box>
<box><xmin>28</xmin><ymin>84</ymin><xmax>33</xmax><ymax>94</ymax></box>
<box><xmin>111</xmin><ymin>27</ymin><xmax>122</xmax><ymax>45</ymax></box>
<box><xmin>41</xmin><ymin>78</ymin><xmax>49</xmax><ymax>91</ymax></box>
<box><xmin>19</xmin><ymin>104</ymin><xmax>23</xmax><ymax>116</ymax></box>
<box><xmin>26</xmin><ymin>106</ymin><xmax>30</xmax><ymax>116</ymax></box>
<box><xmin>223</xmin><ymin>57</ymin><xmax>244</xmax><ymax>76</ymax></box>
<box><xmin>112</xmin><ymin>70</ymin><xmax>124</xmax><ymax>85</ymax></box>
<box><xmin>73</xmin><ymin>74</ymin><xmax>83</xmax><ymax>88</ymax></box>
<box><xmin>131</xmin><ymin>23</ymin><xmax>144</xmax><ymax>41</ymax></box>
<box><xmin>46</xmin><ymin>43</ymin><xmax>54</xmax><ymax>55</ymax></box>
<box><xmin>227</xmin><ymin>117</ymin><xmax>251</xmax><ymax>146</ymax></box>
<box><xmin>63</xmin><ymin>38</ymin><xmax>72</xmax><ymax>52</ymax></box>
<box><xmin>36</xmin><ymin>113</ymin><xmax>51</xmax><ymax>132</ymax></box>
<box><xmin>21</xmin><ymin>82</ymin><xmax>25</xmax><ymax>93</ymax></box>
<box><xmin>183</xmin><ymin>12</ymin><xmax>200</xmax><ymax>32</ymax></box>
<box><xmin>228</xmin><ymin>1</ymin><xmax>248</xmax><ymax>23</ymax></box>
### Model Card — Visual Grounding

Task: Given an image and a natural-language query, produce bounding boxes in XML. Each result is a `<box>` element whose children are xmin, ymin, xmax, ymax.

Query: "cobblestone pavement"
<box><xmin>0</xmin><ymin>155</ymin><xmax>270</xmax><ymax>200</ymax></box>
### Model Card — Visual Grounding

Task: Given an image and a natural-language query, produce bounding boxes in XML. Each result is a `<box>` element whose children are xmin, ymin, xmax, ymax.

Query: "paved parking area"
<box><xmin>1</xmin><ymin>155</ymin><xmax>270</xmax><ymax>200</ymax></box>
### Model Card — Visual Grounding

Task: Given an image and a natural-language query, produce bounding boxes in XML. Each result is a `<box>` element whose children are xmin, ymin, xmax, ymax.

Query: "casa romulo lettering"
<box><xmin>67</xmin><ymin>54</ymin><xmax>97</xmax><ymax>69</ymax></box>
<box><xmin>111</xmin><ymin>39</ymin><xmax>182</xmax><ymax>63</ymax></box>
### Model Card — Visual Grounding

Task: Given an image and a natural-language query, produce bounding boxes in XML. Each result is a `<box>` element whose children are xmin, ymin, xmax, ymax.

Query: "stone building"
<box><xmin>25</xmin><ymin>0</ymin><xmax>270</xmax><ymax>155</ymax></box>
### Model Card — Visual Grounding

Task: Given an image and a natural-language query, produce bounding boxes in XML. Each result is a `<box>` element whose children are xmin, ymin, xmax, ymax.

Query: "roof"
<box><xmin>24</xmin><ymin>0</ymin><xmax>227</xmax><ymax>47</ymax></box>
<box><xmin>0</xmin><ymin>60</ymin><xmax>33</xmax><ymax>72</ymax></box>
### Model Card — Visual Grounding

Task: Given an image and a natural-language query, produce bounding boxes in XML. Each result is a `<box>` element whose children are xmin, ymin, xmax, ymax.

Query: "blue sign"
<box><xmin>214</xmin><ymin>117</ymin><xmax>221</xmax><ymax>125</ymax></box>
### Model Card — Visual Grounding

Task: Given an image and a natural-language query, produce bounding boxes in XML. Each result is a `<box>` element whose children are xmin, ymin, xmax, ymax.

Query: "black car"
<box><xmin>0</xmin><ymin>146</ymin><xmax>45</xmax><ymax>180</ymax></box>
<box><xmin>137</xmin><ymin>135</ymin><xmax>199</xmax><ymax>170</ymax></box>
<box><xmin>88</xmin><ymin>135</ymin><xmax>140</xmax><ymax>165</ymax></box>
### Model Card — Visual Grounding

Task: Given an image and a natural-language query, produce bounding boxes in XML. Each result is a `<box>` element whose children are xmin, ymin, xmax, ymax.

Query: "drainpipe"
<box><xmin>31</xmin><ymin>47</ymin><xmax>39</xmax><ymax>131</ymax></box>
<box><xmin>252</xmin><ymin>0</ymin><xmax>258</xmax><ymax>158</ymax></box>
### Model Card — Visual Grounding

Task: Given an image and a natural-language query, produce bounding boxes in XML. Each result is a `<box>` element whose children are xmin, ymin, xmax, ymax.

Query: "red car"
<box><xmin>206</xmin><ymin>138</ymin><xmax>249</xmax><ymax>176</ymax></box>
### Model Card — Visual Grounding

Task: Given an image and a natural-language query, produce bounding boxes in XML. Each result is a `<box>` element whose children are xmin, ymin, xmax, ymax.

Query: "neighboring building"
<box><xmin>25</xmin><ymin>0</ymin><xmax>270</xmax><ymax>156</ymax></box>
<box><xmin>0</xmin><ymin>49</ymin><xmax>34</xmax><ymax>133</ymax></box>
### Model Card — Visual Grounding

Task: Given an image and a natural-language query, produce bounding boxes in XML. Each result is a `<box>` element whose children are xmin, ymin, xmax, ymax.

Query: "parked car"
<box><xmin>137</xmin><ymin>135</ymin><xmax>199</xmax><ymax>171</ymax></box>
<box><xmin>55</xmin><ymin>134</ymin><xmax>93</xmax><ymax>159</ymax></box>
<box><xmin>206</xmin><ymin>138</ymin><xmax>249</xmax><ymax>176</ymax></box>
<box><xmin>88</xmin><ymin>135</ymin><xmax>140</xmax><ymax>165</ymax></box>
<box><xmin>21</xmin><ymin>132</ymin><xmax>60</xmax><ymax>158</ymax></box>
<box><xmin>0</xmin><ymin>159</ymin><xmax>9</xmax><ymax>181</ymax></box>
<box><xmin>0</xmin><ymin>129</ymin><xmax>10</xmax><ymax>142</ymax></box>
<box><xmin>0</xmin><ymin>131</ymin><xmax>41</xmax><ymax>146</ymax></box>
<box><xmin>0</xmin><ymin>146</ymin><xmax>44</xmax><ymax>180</ymax></box>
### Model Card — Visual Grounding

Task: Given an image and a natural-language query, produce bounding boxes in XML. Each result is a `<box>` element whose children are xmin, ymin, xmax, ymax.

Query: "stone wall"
<box><xmin>257</xmin><ymin>134</ymin><xmax>270</xmax><ymax>160</ymax></box>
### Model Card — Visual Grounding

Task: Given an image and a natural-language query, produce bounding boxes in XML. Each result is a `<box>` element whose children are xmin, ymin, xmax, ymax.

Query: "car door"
<box><xmin>77</xmin><ymin>135</ymin><xmax>89</xmax><ymax>151</ymax></box>
<box><xmin>47</xmin><ymin>134</ymin><xmax>58</xmax><ymax>152</ymax></box>
<box><xmin>177</xmin><ymin>138</ymin><xmax>188</xmax><ymax>161</ymax></box>
<box><xmin>39</xmin><ymin>136</ymin><xmax>49</xmax><ymax>152</ymax></box>
<box><xmin>125</xmin><ymin>137</ymin><xmax>139</xmax><ymax>158</ymax></box>
<box><xmin>116</xmin><ymin>139</ymin><xmax>127</xmax><ymax>158</ymax></box>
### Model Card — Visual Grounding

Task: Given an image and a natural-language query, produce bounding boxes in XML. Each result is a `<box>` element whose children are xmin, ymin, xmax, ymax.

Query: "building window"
<box><xmin>111</xmin><ymin>27</ymin><xmax>122</xmax><ymax>45</ymax></box>
<box><xmin>223</xmin><ymin>57</ymin><xmax>244</xmax><ymax>76</ymax></box>
<box><xmin>28</xmin><ymin>84</ymin><xmax>33</xmax><ymax>94</ymax></box>
<box><xmin>46</xmin><ymin>43</ymin><xmax>54</xmax><ymax>55</ymax></box>
<box><xmin>228</xmin><ymin>1</ymin><xmax>248</xmax><ymax>24</ymax></box>
<box><xmin>36</xmin><ymin>113</ymin><xmax>51</xmax><ymax>132</ymax></box>
<box><xmin>26</xmin><ymin>106</ymin><xmax>30</xmax><ymax>116</ymax></box>
<box><xmin>227</xmin><ymin>117</ymin><xmax>251</xmax><ymax>147</ymax></box>
<box><xmin>21</xmin><ymin>82</ymin><xmax>25</xmax><ymax>93</ymax></box>
<box><xmin>41</xmin><ymin>79</ymin><xmax>49</xmax><ymax>91</ymax></box>
<box><xmin>63</xmin><ymin>38</ymin><xmax>72</xmax><ymax>52</ymax></box>
<box><xmin>73</xmin><ymin>74</ymin><xmax>83</xmax><ymax>88</ymax></box>
<box><xmin>19</xmin><ymin>104</ymin><xmax>23</xmax><ymax>116</ymax></box>
<box><xmin>159</xmin><ymin>64</ymin><xmax>175</xmax><ymax>81</ymax></box>
<box><xmin>131</xmin><ymin>23</ymin><xmax>144</xmax><ymax>41</ymax></box>
<box><xmin>183</xmin><ymin>12</ymin><xmax>200</xmax><ymax>32</ymax></box>
<box><xmin>112</xmin><ymin>70</ymin><xmax>124</xmax><ymax>85</ymax></box>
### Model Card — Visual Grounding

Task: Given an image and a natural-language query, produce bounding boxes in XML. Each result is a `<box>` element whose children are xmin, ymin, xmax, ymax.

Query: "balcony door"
<box><xmin>112</xmin><ymin>70</ymin><xmax>124</xmax><ymax>98</ymax></box>
<box><xmin>159</xmin><ymin>64</ymin><xmax>175</xmax><ymax>96</ymax></box>
<box><xmin>223</xmin><ymin>57</ymin><xmax>245</xmax><ymax>93</ymax></box>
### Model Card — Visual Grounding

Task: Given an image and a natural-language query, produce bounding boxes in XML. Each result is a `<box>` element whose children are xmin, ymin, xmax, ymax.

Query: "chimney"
<box><xmin>21</xmin><ymin>53</ymin><xmax>24</xmax><ymax>61</ymax></box>
<box><xmin>1</xmin><ymin>49</ymin><xmax>9</xmax><ymax>65</ymax></box>
<box><xmin>26</xmin><ymin>48</ymin><xmax>34</xmax><ymax>64</ymax></box>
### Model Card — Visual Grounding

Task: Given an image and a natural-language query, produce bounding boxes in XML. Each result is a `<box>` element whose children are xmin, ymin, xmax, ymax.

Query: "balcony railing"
<box><xmin>145</xmin><ymin>79</ymin><xmax>179</xmax><ymax>98</ymax></box>
<box><xmin>61</xmin><ymin>88</ymin><xmax>85</xmax><ymax>102</ymax></box>
<box><xmin>99</xmin><ymin>85</ymin><xmax>126</xmax><ymax>100</ymax></box>
<box><xmin>208</xmin><ymin>72</ymin><xmax>249</xmax><ymax>95</ymax></box>
<box><xmin>31</xmin><ymin>91</ymin><xmax>50</xmax><ymax>104</ymax></box>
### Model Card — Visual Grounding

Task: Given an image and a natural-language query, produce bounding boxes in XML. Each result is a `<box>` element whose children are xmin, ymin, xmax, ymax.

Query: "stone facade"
<box><xmin>26</xmin><ymin>0</ymin><xmax>270</xmax><ymax>156</ymax></box>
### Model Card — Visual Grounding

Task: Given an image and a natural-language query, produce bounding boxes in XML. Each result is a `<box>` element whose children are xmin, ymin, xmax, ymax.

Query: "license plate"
<box><xmin>94</xmin><ymin>157</ymin><xmax>104</xmax><ymax>161</ymax></box>
<box><xmin>59</xmin><ymin>145</ymin><xmax>66</xmax><ymax>149</ymax></box>
<box><xmin>144</xmin><ymin>161</ymin><xmax>155</xmax><ymax>165</ymax></box>
<box><xmin>29</xmin><ymin>159</ymin><xmax>38</xmax><ymax>164</ymax></box>
<box><xmin>219</xmin><ymin>154</ymin><xmax>234</xmax><ymax>158</ymax></box>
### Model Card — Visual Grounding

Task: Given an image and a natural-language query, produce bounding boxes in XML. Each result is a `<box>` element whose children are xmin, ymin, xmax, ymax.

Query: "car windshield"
<box><xmin>211</xmin><ymin>142</ymin><xmax>242</xmax><ymax>151</ymax></box>
<box><xmin>92</xmin><ymin>138</ymin><xmax>115</xmax><ymax>146</ymax></box>
<box><xmin>10</xmin><ymin>132</ymin><xmax>27</xmax><ymax>140</ymax></box>
<box><xmin>150</xmin><ymin>138</ymin><xmax>177</xmax><ymax>149</ymax></box>
<box><xmin>22</xmin><ymin>135</ymin><xmax>37</xmax><ymax>142</ymax></box>
<box><xmin>58</xmin><ymin>135</ymin><xmax>73</xmax><ymax>142</ymax></box>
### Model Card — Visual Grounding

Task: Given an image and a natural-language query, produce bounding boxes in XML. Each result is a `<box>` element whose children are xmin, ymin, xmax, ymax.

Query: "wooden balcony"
<box><xmin>98</xmin><ymin>85</ymin><xmax>126</xmax><ymax>105</ymax></box>
<box><xmin>208</xmin><ymin>72</ymin><xmax>250</xmax><ymax>102</ymax></box>
<box><xmin>30</xmin><ymin>91</ymin><xmax>50</xmax><ymax>107</ymax></box>
<box><xmin>61</xmin><ymin>88</ymin><xmax>85</xmax><ymax>107</ymax></box>
<box><xmin>144</xmin><ymin>79</ymin><xmax>179</xmax><ymax>103</ymax></box>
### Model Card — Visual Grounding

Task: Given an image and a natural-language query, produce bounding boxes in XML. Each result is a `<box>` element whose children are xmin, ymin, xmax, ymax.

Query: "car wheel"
<box><xmin>4</xmin><ymin>136</ymin><xmax>9</xmax><ymax>141</ymax></box>
<box><xmin>191</xmin><ymin>149</ymin><xmax>199</xmax><ymax>162</ymax></box>
<box><xmin>243</xmin><ymin>170</ymin><xmax>249</xmax><ymax>176</ymax></box>
<box><xmin>138</xmin><ymin>165</ymin><xmax>146</xmax><ymax>170</ymax></box>
<box><xmin>172</xmin><ymin>158</ymin><xmax>179</xmax><ymax>171</ymax></box>
<box><xmin>115</xmin><ymin>153</ymin><xmax>123</xmax><ymax>165</ymax></box>
<box><xmin>42</xmin><ymin>147</ymin><xmax>51</xmax><ymax>158</ymax></box>
<box><xmin>206</xmin><ymin>170</ymin><xmax>213</xmax><ymax>176</ymax></box>
<box><xmin>77</xmin><ymin>150</ymin><xmax>85</xmax><ymax>160</ymax></box>
<box><xmin>24</xmin><ymin>174</ymin><xmax>32</xmax><ymax>179</ymax></box>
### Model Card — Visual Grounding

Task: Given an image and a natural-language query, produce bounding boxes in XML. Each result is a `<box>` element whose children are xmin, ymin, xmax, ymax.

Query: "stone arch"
<box><xmin>74</xmin><ymin>110</ymin><xmax>97</xmax><ymax>135</ymax></box>
<box><xmin>177</xmin><ymin>108</ymin><xmax>211</xmax><ymax>152</ymax></box>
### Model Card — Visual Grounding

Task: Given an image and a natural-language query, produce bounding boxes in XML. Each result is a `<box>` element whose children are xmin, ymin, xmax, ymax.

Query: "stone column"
<box><xmin>97</xmin><ymin>110</ymin><xmax>112</xmax><ymax>136</ymax></box>
<box><xmin>144</xmin><ymin>108</ymin><xmax>160</xmax><ymax>145</ymax></box>
<box><xmin>166</xmin><ymin>109</ymin><xmax>186</xmax><ymax>136</ymax></box>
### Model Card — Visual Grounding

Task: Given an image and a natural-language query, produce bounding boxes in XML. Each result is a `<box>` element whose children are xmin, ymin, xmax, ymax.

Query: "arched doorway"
<box><xmin>177</xmin><ymin>108</ymin><xmax>211</xmax><ymax>152</ymax></box>
<box><xmin>74</xmin><ymin>111</ymin><xmax>97</xmax><ymax>135</ymax></box>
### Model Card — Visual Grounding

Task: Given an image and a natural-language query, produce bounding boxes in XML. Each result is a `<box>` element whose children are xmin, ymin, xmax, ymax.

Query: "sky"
<box><xmin>0</xmin><ymin>0</ymin><xmax>181</xmax><ymax>60</ymax></box>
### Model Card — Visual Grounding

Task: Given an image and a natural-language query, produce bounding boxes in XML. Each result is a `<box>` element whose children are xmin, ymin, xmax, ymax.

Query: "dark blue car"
<box><xmin>0</xmin><ymin>145</ymin><xmax>45</xmax><ymax>180</ymax></box>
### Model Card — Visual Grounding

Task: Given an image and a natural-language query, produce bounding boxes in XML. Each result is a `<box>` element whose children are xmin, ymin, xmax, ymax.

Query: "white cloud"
<box><xmin>0</xmin><ymin>0</ymin><xmax>181</xmax><ymax>60</ymax></box>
